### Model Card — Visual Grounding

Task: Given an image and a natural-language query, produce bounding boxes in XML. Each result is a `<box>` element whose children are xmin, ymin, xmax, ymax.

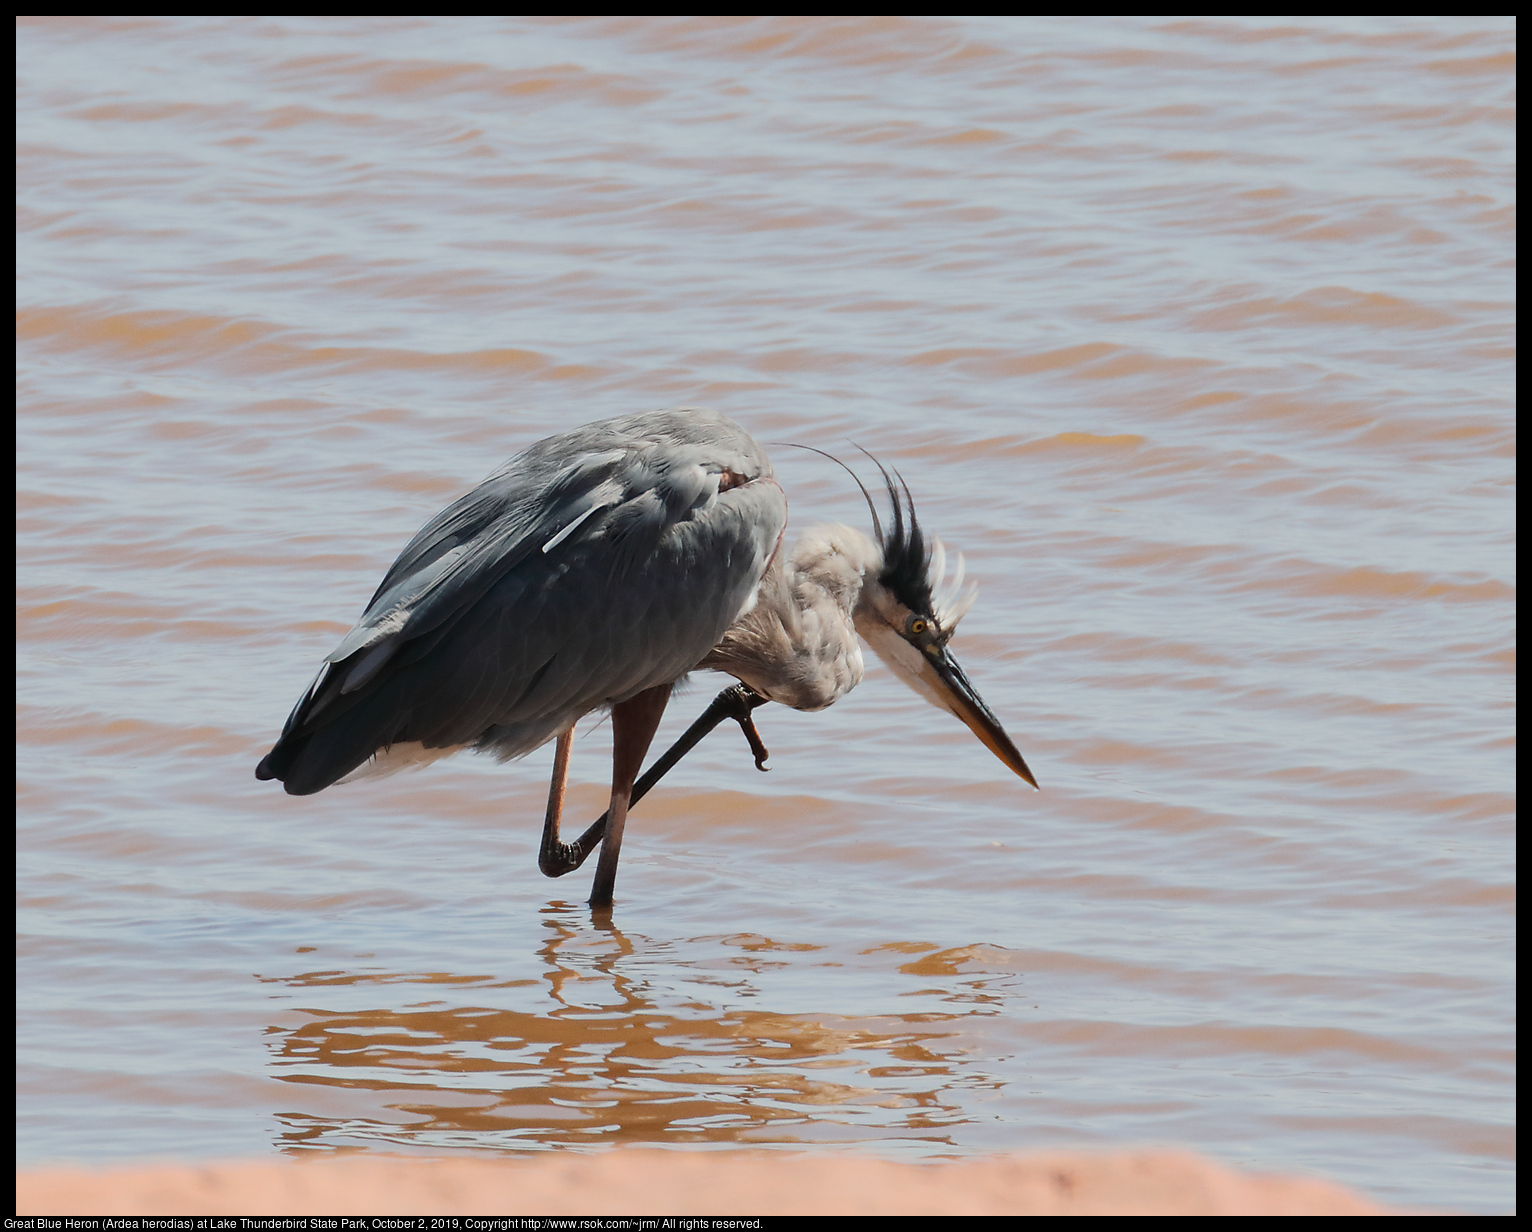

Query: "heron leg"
<box><xmin>572</xmin><ymin>684</ymin><xmax>771</xmax><ymax>854</ymax></box>
<box><xmin>544</xmin><ymin>684</ymin><xmax>772</xmax><ymax>882</ymax></box>
<box><xmin>537</xmin><ymin>726</ymin><xmax>581</xmax><ymax>878</ymax></box>
<box><xmin>588</xmin><ymin>683</ymin><xmax>673</xmax><ymax>909</ymax></box>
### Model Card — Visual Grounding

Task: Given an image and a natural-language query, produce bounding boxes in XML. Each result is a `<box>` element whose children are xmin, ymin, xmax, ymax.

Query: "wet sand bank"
<box><xmin>17</xmin><ymin>1148</ymin><xmax>1420</xmax><ymax>1215</ymax></box>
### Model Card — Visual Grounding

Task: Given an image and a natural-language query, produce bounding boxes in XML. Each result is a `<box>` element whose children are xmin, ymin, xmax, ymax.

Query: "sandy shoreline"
<box><xmin>16</xmin><ymin>1148</ymin><xmax>1424</xmax><ymax>1215</ymax></box>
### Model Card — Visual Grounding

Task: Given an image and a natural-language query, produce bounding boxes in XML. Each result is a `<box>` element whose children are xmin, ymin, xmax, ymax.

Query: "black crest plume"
<box><xmin>861</xmin><ymin>453</ymin><xmax>935</xmax><ymax>619</ymax></box>
<box><xmin>777</xmin><ymin>443</ymin><xmax>935</xmax><ymax>618</ymax></box>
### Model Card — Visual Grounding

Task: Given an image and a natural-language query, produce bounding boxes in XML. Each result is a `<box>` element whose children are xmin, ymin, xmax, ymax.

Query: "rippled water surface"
<box><xmin>16</xmin><ymin>16</ymin><xmax>1514</xmax><ymax>1213</ymax></box>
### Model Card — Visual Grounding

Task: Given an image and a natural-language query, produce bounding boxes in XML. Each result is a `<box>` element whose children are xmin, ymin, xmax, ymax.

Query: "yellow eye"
<box><xmin>909</xmin><ymin>618</ymin><xmax>927</xmax><ymax>635</ymax></box>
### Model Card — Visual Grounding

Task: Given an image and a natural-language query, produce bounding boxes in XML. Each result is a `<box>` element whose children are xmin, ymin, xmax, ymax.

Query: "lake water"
<box><xmin>16</xmin><ymin>16</ymin><xmax>1514</xmax><ymax>1213</ymax></box>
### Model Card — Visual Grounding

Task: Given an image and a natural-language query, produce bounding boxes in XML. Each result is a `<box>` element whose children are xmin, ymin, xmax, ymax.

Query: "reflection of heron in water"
<box><xmin>262</xmin><ymin>910</ymin><xmax>980</xmax><ymax>1152</ymax></box>
<box><xmin>256</xmin><ymin>408</ymin><xmax>1036</xmax><ymax>908</ymax></box>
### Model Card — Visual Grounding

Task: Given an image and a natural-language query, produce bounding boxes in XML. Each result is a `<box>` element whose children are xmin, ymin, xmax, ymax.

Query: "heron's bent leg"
<box><xmin>589</xmin><ymin>682</ymin><xmax>673</xmax><ymax>909</ymax></box>
<box><xmin>537</xmin><ymin>727</ymin><xmax>581</xmax><ymax>878</ymax></box>
<box><xmin>572</xmin><ymin>684</ymin><xmax>773</xmax><ymax>863</ymax></box>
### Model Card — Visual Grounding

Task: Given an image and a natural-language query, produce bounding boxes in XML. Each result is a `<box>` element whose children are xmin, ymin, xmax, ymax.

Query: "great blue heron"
<box><xmin>256</xmin><ymin>407</ymin><xmax>1035</xmax><ymax>908</ymax></box>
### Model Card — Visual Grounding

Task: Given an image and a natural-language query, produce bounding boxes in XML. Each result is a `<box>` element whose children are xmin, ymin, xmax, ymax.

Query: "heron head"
<box><xmin>850</xmin><ymin>467</ymin><xmax>1038</xmax><ymax>789</ymax></box>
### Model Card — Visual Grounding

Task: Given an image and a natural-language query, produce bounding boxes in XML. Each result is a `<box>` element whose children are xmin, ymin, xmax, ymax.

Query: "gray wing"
<box><xmin>256</xmin><ymin>408</ymin><xmax>786</xmax><ymax>795</ymax></box>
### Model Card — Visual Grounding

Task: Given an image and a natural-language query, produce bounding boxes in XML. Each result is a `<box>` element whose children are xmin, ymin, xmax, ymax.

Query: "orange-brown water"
<box><xmin>16</xmin><ymin>16</ymin><xmax>1513</xmax><ymax>1214</ymax></box>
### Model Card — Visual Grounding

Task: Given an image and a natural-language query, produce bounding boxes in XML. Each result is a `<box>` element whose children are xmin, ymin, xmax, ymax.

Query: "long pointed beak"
<box><xmin>919</xmin><ymin>646</ymin><xmax>1038</xmax><ymax>788</ymax></box>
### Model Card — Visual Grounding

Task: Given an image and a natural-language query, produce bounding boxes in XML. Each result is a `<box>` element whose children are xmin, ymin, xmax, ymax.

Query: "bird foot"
<box><xmin>735</xmin><ymin>714</ymin><xmax>770</xmax><ymax>771</ymax></box>
<box><xmin>716</xmin><ymin>683</ymin><xmax>771</xmax><ymax>770</ymax></box>
<box><xmin>539</xmin><ymin>838</ymin><xmax>598</xmax><ymax>878</ymax></box>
